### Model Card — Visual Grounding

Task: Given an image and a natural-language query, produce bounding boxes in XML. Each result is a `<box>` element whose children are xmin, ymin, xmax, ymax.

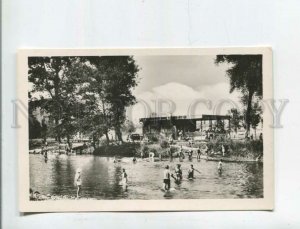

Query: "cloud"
<box><xmin>127</xmin><ymin>82</ymin><xmax>242</xmax><ymax>124</ymax></box>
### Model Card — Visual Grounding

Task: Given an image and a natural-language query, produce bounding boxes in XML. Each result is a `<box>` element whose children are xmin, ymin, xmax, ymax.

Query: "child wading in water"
<box><xmin>188</xmin><ymin>164</ymin><xmax>195</xmax><ymax>179</ymax></box>
<box><xmin>163</xmin><ymin>165</ymin><xmax>171</xmax><ymax>190</ymax></box>
<box><xmin>174</xmin><ymin>164</ymin><xmax>183</xmax><ymax>182</ymax></box>
<box><xmin>188</xmin><ymin>164</ymin><xmax>200</xmax><ymax>179</ymax></box>
<box><xmin>122</xmin><ymin>168</ymin><xmax>128</xmax><ymax>191</ymax></box>
<box><xmin>218</xmin><ymin>160</ymin><xmax>223</xmax><ymax>174</ymax></box>
<box><xmin>74</xmin><ymin>168</ymin><xmax>82</xmax><ymax>198</ymax></box>
<box><xmin>122</xmin><ymin>169</ymin><xmax>128</xmax><ymax>184</ymax></box>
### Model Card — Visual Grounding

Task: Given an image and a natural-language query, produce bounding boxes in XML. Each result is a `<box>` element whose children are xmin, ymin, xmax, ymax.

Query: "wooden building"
<box><xmin>140</xmin><ymin>115</ymin><xmax>231</xmax><ymax>138</ymax></box>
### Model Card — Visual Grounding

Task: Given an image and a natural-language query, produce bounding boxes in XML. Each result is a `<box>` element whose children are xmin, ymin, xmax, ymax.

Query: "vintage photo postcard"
<box><xmin>17</xmin><ymin>48</ymin><xmax>273</xmax><ymax>212</ymax></box>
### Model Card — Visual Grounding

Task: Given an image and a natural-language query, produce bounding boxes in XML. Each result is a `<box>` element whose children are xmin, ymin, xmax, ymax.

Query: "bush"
<box><xmin>148</xmin><ymin>135</ymin><xmax>159</xmax><ymax>143</ymax></box>
<box><xmin>93</xmin><ymin>142</ymin><xmax>141</xmax><ymax>156</ymax></box>
<box><xmin>205</xmin><ymin>138</ymin><xmax>263</xmax><ymax>159</ymax></box>
<box><xmin>160</xmin><ymin>140</ymin><xmax>169</xmax><ymax>149</ymax></box>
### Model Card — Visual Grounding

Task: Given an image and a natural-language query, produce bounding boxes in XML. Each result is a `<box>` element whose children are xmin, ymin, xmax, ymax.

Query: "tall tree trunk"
<box><xmin>54</xmin><ymin>72</ymin><xmax>61</xmax><ymax>143</ymax></box>
<box><xmin>115</xmin><ymin>126</ymin><xmax>123</xmax><ymax>142</ymax></box>
<box><xmin>67</xmin><ymin>134</ymin><xmax>70</xmax><ymax>146</ymax></box>
<box><xmin>105</xmin><ymin>130</ymin><xmax>110</xmax><ymax>145</ymax></box>
<box><xmin>92</xmin><ymin>134</ymin><xmax>97</xmax><ymax>149</ymax></box>
<box><xmin>245</xmin><ymin>90</ymin><xmax>254</xmax><ymax>137</ymax></box>
<box><xmin>55</xmin><ymin>118</ymin><xmax>61</xmax><ymax>143</ymax></box>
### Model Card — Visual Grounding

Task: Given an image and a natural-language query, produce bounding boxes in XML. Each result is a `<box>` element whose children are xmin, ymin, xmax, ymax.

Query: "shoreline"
<box><xmin>29</xmin><ymin>140</ymin><xmax>263</xmax><ymax>163</ymax></box>
<box><xmin>29</xmin><ymin>151</ymin><xmax>263</xmax><ymax>163</ymax></box>
<box><xmin>30</xmin><ymin>192</ymin><xmax>96</xmax><ymax>201</ymax></box>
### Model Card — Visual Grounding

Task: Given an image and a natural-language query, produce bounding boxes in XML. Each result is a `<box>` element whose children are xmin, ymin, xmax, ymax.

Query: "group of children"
<box><xmin>162</xmin><ymin>164</ymin><xmax>202</xmax><ymax>190</ymax></box>
<box><xmin>73</xmin><ymin>157</ymin><xmax>224</xmax><ymax>198</ymax></box>
<box><xmin>178</xmin><ymin>145</ymin><xmax>205</xmax><ymax>161</ymax></box>
<box><xmin>163</xmin><ymin>160</ymin><xmax>223</xmax><ymax>191</ymax></box>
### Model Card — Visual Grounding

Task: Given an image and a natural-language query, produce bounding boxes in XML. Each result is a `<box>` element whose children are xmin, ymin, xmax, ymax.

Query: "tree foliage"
<box><xmin>215</xmin><ymin>55</ymin><xmax>262</xmax><ymax>135</ymax></box>
<box><xmin>28</xmin><ymin>56</ymin><xmax>139</xmax><ymax>145</ymax></box>
<box><xmin>228</xmin><ymin>108</ymin><xmax>242</xmax><ymax>133</ymax></box>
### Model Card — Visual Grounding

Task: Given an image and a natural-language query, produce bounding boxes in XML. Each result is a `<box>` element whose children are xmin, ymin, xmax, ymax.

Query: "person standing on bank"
<box><xmin>221</xmin><ymin>145</ymin><xmax>225</xmax><ymax>157</ymax></box>
<box><xmin>163</xmin><ymin>165</ymin><xmax>171</xmax><ymax>191</ymax></box>
<box><xmin>74</xmin><ymin>168</ymin><xmax>82</xmax><ymax>198</ymax></box>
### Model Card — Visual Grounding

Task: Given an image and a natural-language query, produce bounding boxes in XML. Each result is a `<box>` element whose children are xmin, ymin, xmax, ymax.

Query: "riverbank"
<box><xmin>139</xmin><ymin>139</ymin><xmax>263</xmax><ymax>162</ymax></box>
<box><xmin>30</xmin><ymin>138</ymin><xmax>263</xmax><ymax>163</ymax></box>
<box><xmin>30</xmin><ymin>191</ymin><xmax>96</xmax><ymax>201</ymax></box>
<box><xmin>93</xmin><ymin>143</ymin><xmax>140</xmax><ymax>156</ymax></box>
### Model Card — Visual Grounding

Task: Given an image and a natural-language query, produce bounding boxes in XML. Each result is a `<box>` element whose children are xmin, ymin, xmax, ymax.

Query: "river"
<box><xmin>30</xmin><ymin>154</ymin><xmax>263</xmax><ymax>199</ymax></box>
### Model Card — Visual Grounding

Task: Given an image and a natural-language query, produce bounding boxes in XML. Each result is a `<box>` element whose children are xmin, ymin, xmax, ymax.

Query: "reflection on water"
<box><xmin>30</xmin><ymin>154</ymin><xmax>263</xmax><ymax>199</ymax></box>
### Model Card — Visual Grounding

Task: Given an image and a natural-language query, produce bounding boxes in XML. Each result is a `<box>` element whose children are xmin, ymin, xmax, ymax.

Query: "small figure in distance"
<box><xmin>221</xmin><ymin>145</ymin><xmax>225</xmax><ymax>157</ymax></box>
<box><xmin>197</xmin><ymin>146</ymin><xmax>201</xmax><ymax>160</ymax></box>
<box><xmin>133</xmin><ymin>156</ymin><xmax>137</xmax><ymax>163</ymax></box>
<box><xmin>179</xmin><ymin>145</ymin><xmax>184</xmax><ymax>159</ymax></box>
<box><xmin>259</xmin><ymin>133</ymin><xmax>263</xmax><ymax>141</ymax></box>
<box><xmin>188</xmin><ymin>150</ymin><xmax>193</xmax><ymax>160</ymax></box>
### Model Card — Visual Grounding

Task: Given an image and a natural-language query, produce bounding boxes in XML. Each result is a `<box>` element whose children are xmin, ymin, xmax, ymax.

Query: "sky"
<box><xmin>128</xmin><ymin>55</ymin><xmax>241</xmax><ymax>124</ymax></box>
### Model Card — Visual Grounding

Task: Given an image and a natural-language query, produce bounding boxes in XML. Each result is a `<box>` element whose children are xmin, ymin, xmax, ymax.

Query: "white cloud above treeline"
<box><xmin>128</xmin><ymin>81</ymin><xmax>242</xmax><ymax>124</ymax></box>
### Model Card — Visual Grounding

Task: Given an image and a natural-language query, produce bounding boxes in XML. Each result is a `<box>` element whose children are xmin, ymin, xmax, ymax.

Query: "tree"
<box><xmin>28</xmin><ymin>57</ymin><xmax>83</xmax><ymax>143</ymax></box>
<box><xmin>84</xmin><ymin>56</ymin><xmax>139</xmax><ymax>143</ymax></box>
<box><xmin>28</xmin><ymin>56</ymin><xmax>140</xmax><ymax>146</ymax></box>
<box><xmin>216</xmin><ymin>119</ymin><xmax>225</xmax><ymax>133</ymax></box>
<box><xmin>122</xmin><ymin>120</ymin><xmax>136</xmax><ymax>134</ymax></box>
<box><xmin>215</xmin><ymin>55</ymin><xmax>262</xmax><ymax>136</ymax></box>
<box><xmin>249</xmin><ymin>101</ymin><xmax>262</xmax><ymax>139</ymax></box>
<box><xmin>228</xmin><ymin>108</ymin><xmax>242</xmax><ymax>134</ymax></box>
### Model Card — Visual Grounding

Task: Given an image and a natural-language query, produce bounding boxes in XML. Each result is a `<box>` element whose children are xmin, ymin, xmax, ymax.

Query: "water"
<box><xmin>30</xmin><ymin>154</ymin><xmax>263</xmax><ymax>199</ymax></box>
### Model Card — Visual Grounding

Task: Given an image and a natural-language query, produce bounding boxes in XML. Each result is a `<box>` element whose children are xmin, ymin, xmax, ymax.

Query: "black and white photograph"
<box><xmin>17</xmin><ymin>48</ymin><xmax>273</xmax><ymax>211</ymax></box>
